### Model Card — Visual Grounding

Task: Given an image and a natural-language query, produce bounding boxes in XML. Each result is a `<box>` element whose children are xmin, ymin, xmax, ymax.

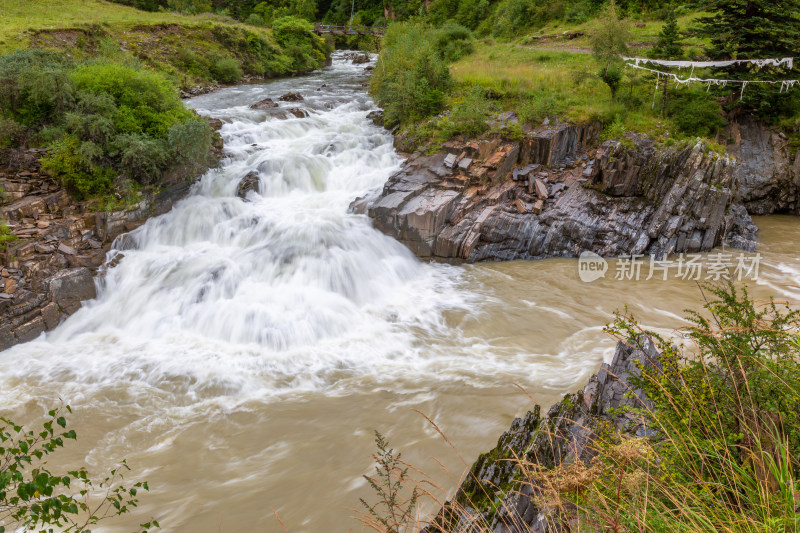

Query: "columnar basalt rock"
<box><xmin>366</xmin><ymin>126</ymin><xmax>758</xmax><ymax>263</ymax></box>
<box><xmin>424</xmin><ymin>338</ymin><xmax>662</xmax><ymax>533</ymax></box>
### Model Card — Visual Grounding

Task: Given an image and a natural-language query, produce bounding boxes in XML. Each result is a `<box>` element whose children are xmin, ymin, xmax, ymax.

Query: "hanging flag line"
<box><xmin>624</xmin><ymin>63</ymin><xmax>800</xmax><ymax>98</ymax></box>
<box><xmin>622</xmin><ymin>57</ymin><xmax>795</xmax><ymax>70</ymax></box>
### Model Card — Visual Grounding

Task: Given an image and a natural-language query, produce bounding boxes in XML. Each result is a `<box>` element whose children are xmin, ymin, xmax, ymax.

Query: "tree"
<box><xmin>591</xmin><ymin>0</ymin><xmax>630</xmax><ymax>101</ymax></box>
<box><xmin>699</xmin><ymin>0</ymin><xmax>800</xmax><ymax>61</ymax></box>
<box><xmin>651</xmin><ymin>8</ymin><xmax>683</xmax><ymax>115</ymax></box>
<box><xmin>652</xmin><ymin>8</ymin><xmax>682</xmax><ymax>59</ymax></box>
<box><xmin>698</xmin><ymin>0</ymin><xmax>800</xmax><ymax>117</ymax></box>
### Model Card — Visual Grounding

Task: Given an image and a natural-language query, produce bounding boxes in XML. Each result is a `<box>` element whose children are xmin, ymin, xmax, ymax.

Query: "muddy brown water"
<box><xmin>1</xmin><ymin>52</ymin><xmax>798</xmax><ymax>532</ymax></box>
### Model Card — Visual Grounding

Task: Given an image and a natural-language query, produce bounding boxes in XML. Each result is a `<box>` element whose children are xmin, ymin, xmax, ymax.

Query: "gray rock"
<box><xmin>250</xmin><ymin>98</ymin><xmax>279</xmax><ymax>110</ymax></box>
<box><xmin>278</xmin><ymin>92</ymin><xmax>304</xmax><ymax>102</ymax></box>
<box><xmin>425</xmin><ymin>339</ymin><xmax>662</xmax><ymax>533</ymax></box>
<box><xmin>367</xmin><ymin>136</ymin><xmax>757</xmax><ymax>262</ymax></box>
<box><xmin>443</xmin><ymin>153</ymin><xmax>458</xmax><ymax>169</ymax></box>
<box><xmin>46</xmin><ymin>268</ymin><xmax>96</xmax><ymax>314</ymax></box>
<box><xmin>236</xmin><ymin>171</ymin><xmax>260</xmax><ymax>199</ymax></box>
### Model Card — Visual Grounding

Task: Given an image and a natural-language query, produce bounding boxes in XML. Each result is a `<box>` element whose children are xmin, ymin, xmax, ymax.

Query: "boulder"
<box><xmin>366</xmin><ymin>110</ymin><xmax>384</xmax><ymax>127</ymax></box>
<box><xmin>279</xmin><ymin>92</ymin><xmax>304</xmax><ymax>102</ymax></box>
<box><xmin>250</xmin><ymin>98</ymin><xmax>279</xmax><ymax>110</ymax></box>
<box><xmin>236</xmin><ymin>171</ymin><xmax>260</xmax><ymax>199</ymax></box>
<box><xmin>46</xmin><ymin>268</ymin><xmax>96</xmax><ymax>314</ymax></box>
<box><xmin>351</xmin><ymin>53</ymin><xmax>370</xmax><ymax>64</ymax></box>
<box><xmin>287</xmin><ymin>108</ymin><xmax>309</xmax><ymax>118</ymax></box>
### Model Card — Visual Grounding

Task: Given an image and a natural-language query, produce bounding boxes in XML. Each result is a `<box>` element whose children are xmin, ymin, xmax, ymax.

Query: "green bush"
<box><xmin>0</xmin><ymin>50</ymin><xmax>73</xmax><ymax>127</ymax></box>
<box><xmin>71</xmin><ymin>63</ymin><xmax>192</xmax><ymax>137</ymax></box>
<box><xmin>271</xmin><ymin>16</ymin><xmax>327</xmax><ymax>73</ymax></box>
<box><xmin>666</xmin><ymin>89</ymin><xmax>725</xmax><ymax>137</ymax></box>
<box><xmin>438</xmin><ymin>87</ymin><xmax>494</xmax><ymax>139</ymax></box>
<box><xmin>211</xmin><ymin>57</ymin><xmax>243</xmax><ymax>84</ymax></box>
<box><xmin>370</xmin><ymin>22</ymin><xmax>452</xmax><ymax>127</ymax></box>
<box><xmin>432</xmin><ymin>22</ymin><xmax>475</xmax><ymax>62</ymax></box>
<box><xmin>41</xmin><ymin>135</ymin><xmax>114</xmax><ymax>198</ymax></box>
<box><xmin>245</xmin><ymin>13</ymin><xmax>265</xmax><ymax>26</ymax></box>
<box><xmin>0</xmin><ymin>406</ymin><xmax>158</xmax><ymax>533</ymax></box>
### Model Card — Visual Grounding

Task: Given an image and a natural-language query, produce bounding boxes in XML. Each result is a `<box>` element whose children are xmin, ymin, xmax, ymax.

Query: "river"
<box><xmin>0</xmin><ymin>52</ymin><xmax>798</xmax><ymax>532</ymax></box>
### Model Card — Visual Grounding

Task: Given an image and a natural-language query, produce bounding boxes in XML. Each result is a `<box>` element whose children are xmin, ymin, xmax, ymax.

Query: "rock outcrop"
<box><xmin>426</xmin><ymin>338</ymin><xmax>661</xmax><ymax>533</ymax></box>
<box><xmin>728</xmin><ymin>116</ymin><xmax>800</xmax><ymax>215</ymax></box>
<box><xmin>364</xmin><ymin>126</ymin><xmax>757</xmax><ymax>262</ymax></box>
<box><xmin>0</xmin><ymin>149</ymin><xmax>207</xmax><ymax>350</ymax></box>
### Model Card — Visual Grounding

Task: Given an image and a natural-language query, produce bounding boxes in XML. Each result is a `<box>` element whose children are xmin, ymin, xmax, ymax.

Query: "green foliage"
<box><xmin>518</xmin><ymin>90</ymin><xmax>561</xmax><ymax>124</ymax></box>
<box><xmin>592</xmin><ymin>0</ymin><xmax>630</xmax><ymax>101</ymax></box>
<box><xmin>358</xmin><ymin>431</ymin><xmax>419</xmax><ymax>533</ymax></box>
<box><xmin>432</xmin><ymin>22</ymin><xmax>474</xmax><ymax>62</ymax></box>
<box><xmin>165</xmin><ymin>0</ymin><xmax>212</xmax><ymax>14</ymax></box>
<box><xmin>211</xmin><ymin>57</ymin><xmax>243</xmax><ymax>84</ymax></box>
<box><xmin>438</xmin><ymin>86</ymin><xmax>494</xmax><ymax>139</ymax></box>
<box><xmin>698</xmin><ymin>0</ymin><xmax>800</xmax><ymax>119</ymax></box>
<box><xmin>651</xmin><ymin>8</ymin><xmax>683</xmax><ymax>59</ymax></box>
<box><xmin>271</xmin><ymin>16</ymin><xmax>327</xmax><ymax>72</ymax></box>
<box><xmin>0</xmin><ymin>405</ymin><xmax>158</xmax><ymax>533</ymax></box>
<box><xmin>0</xmin><ymin>50</ymin><xmax>73</xmax><ymax>128</ymax></box>
<box><xmin>594</xmin><ymin>283</ymin><xmax>800</xmax><ymax>531</ymax></box>
<box><xmin>666</xmin><ymin>88</ymin><xmax>726</xmax><ymax>137</ymax></box>
<box><xmin>245</xmin><ymin>13</ymin><xmax>266</xmax><ymax>26</ymax></box>
<box><xmin>71</xmin><ymin>63</ymin><xmax>192</xmax><ymax>137</ymax></box>
<box><xmin>40</xmin><ymin>136</ymin><xmax>114</xmax><ymax>199</ymax></box>
<box><xmin>0</xmin><ymin>221</ymin><xmax>17</xmax><ymax>250</ymax></box>
<box><xmin>370</xmin><ymin>22</ymin><xmax>452</xmax><ymax>127</ymax></box>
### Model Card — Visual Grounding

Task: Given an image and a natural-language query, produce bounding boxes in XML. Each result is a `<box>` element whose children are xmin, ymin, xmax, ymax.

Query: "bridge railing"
<box><xmin>312</xmin><ymin>24</ymin><xmax>386</xmax><ymax>35</ymax></box>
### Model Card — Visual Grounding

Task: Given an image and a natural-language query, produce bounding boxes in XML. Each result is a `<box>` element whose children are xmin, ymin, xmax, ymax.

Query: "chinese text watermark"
<box><xmin>578</xmin><ymin>252</ymin><xmax>761</xmax><ymax>283</ymax></box>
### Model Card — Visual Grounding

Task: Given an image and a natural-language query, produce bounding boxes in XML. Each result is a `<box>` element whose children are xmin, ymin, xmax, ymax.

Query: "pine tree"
<box><xmin>651</xmin><ymin>8</ymin><xmax>682</xmax><ymax>116</ymax></box>
<box><xmin>652</xmin><ymin>9</ymin><xmax>682</xmax><ymax>60</ymax></box>
<box><xmin>699</xmin><ymin>0</ymin><xmax>800</xmax><ymax>61</ymax></box>
<box><xmin>699</xmin><ymin>0</ymin><xmax>800</xmax><ymax>117</ymax></box>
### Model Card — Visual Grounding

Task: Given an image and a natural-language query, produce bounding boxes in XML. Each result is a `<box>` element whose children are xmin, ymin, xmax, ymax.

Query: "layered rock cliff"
<box><xmin>0</xmin><ymin>146</ymin><xmax>215</xmax><ymax>350</ymax></box>
<box><xmin>425</xmin><ymin>338</ymin><xmax>661</xmax><ymax>533</ymax></box>
<box><xmin>728</xmin><ymin>116</ymin><xmax>800</xmax><ymax>215</ymax></box>
<box><xmin>364</xmin><ymin>125</ymin><xmax>758</xmax><ymax>263</ymax></box>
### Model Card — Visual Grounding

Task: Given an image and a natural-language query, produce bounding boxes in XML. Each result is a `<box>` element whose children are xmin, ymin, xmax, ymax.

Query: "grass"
<box><xmin>0</xmin><ymin>0</ymin><xmax>309</xmax><ymax>88</ymax></box>
<box><xmin>449</xmin><ymin>43</ymin><xmax>666</xmax><ymax>135</ymax></box>
<box><xmin>521</xmin><ymin>11</ymin><xmax>710</xmax><ymax>53</ymax></box>
<box><xmin>0</xmin><ymin>0</ymin><xmax>246</xmax><ymax>52</ymax></box>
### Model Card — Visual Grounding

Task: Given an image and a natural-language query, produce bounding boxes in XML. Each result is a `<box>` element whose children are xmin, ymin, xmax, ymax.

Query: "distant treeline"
<box><xmin>112</xmin><ymin>0</ymin><xmax>696</xmax><ymax>32</ymax></box>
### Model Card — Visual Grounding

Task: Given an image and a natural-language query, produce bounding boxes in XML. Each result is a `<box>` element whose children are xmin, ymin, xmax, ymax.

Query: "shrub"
<box><xmin>370</xmin><ymin>22</ymin><xmax>451</xmax><ymax>127</ymax></box>
<box><xmin>0</xmin><ymin>49</ymin><xmax>73</xmax><ymax>126</ymax></box>
<box><xmin>432</xmin><ymin>22</ymin><xmax>475</xmax><ymax>62</ymax></box>
<box><xmin>114</xmin><ymin>133</ymin><xmax>170</xmax><ymax>184</ymax></box>
<box><xmin>666</xmin><ymin>89</ymin><xmax>725</xmax><ymax>137</ymax></box>
<box><xmin>0</xmin><ymin>406</ymin><xmax>158</xmax><ymax>533</ymax></box>
<box><xmin>211</xmin><ymin>57</ymin><xmax>243</xmax><ymax>84</ymax></box>
<box><xmin>271</xmin><ymin>16</ymin><xmax>327</xmax><ymax>73</ymax></box>
<box><xmin>245</xmin><ymin>13</ymin><xmax>265</xmax><ymax>26</ymax></box>
<box><xmin>518</xmin><ymin>91</ymin><xmax>562</xmax><ymax>124</ymax></box>
<box><xmin>71</xmin><ymin>63</ymin><xmax>192</xmax><ymax>137</ymax></box>
<box><xmin>438</xmin><ymin>87</ymin><xmax>494</xmax><ymax>139</ymax></box>
<box><xmin>41</xmin><ymin>136</ymin><xmax>114</xmax><ymax>198</ymax></box>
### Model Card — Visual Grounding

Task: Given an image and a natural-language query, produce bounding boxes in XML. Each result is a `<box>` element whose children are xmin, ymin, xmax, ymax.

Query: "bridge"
<box><xmin>313</xmin><ymin>24</ymin><xmax>386</xmax><ymax>36</ymax></box>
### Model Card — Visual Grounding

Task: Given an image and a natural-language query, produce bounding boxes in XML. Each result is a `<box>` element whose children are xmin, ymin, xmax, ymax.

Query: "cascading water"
<box><xmin>1</xmin><ymin>52</ymin><xmax>799</xmax><ymax>532</ymax></box>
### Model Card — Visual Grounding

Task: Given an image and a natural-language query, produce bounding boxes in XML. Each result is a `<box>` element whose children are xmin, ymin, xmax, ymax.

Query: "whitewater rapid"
<box><xmin>0</xmin><ymin>53</ymin><xmax>496</xmax><ymax>408</ymax></box>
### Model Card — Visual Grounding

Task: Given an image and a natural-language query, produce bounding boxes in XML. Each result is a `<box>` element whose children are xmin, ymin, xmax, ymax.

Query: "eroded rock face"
<box><xmin>425</xmin><ymin>339</ymin><xmax>662</xmax><ymax>533</ymax></box>
<box><xmin>728</xmin><ymin>116</ymin><xmax>800</xmax><ymax>215</ymax></box>
<box><xmin>0</xmin><ymin>148</ymin><xmax>207</xmax><ymax>351</ymax></box>
<box><xmin>366</xmin><ymin>128</ymin><xmax>757</xmax><ymax>262</ymax></box>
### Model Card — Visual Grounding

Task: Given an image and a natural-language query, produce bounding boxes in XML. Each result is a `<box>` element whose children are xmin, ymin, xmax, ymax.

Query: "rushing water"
<box><xmin>1</xmin><ymin>52</ymin><xmax>799</xmax><ymax>532</ymax></box>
